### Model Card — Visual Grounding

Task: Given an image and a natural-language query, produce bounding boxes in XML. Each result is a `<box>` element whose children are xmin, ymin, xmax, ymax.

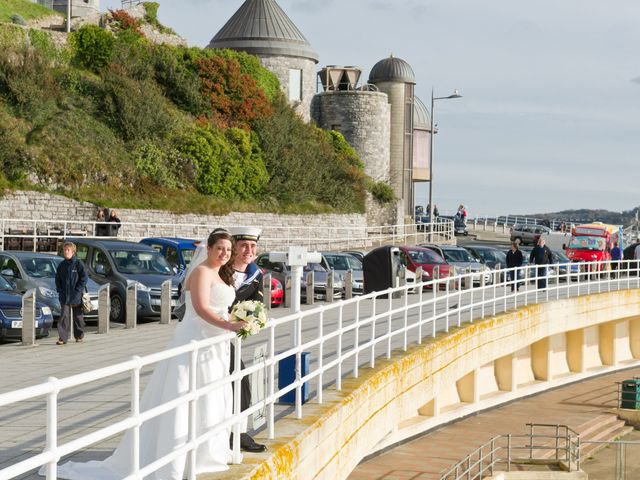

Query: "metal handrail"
<box><xmin>0</xmin><ymin>258</ymin><xmax>638</xmax><ymax>479</ymax></box>
<box><xmin>440</xmin><ymin>424</ymin><xmax>582</xmax><ymax>480</ymax></box>
<box><xmin>0</xmin><ymin>218</ymin><xmax>455</xmax><ymax>252</ymax></box>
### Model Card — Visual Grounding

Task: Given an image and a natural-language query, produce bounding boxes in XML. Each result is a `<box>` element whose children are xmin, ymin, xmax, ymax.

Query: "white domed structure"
<box><xmin>207</xmin><ymin>0</ymin><xmax>319</xmax><ymax>121</ymax></box>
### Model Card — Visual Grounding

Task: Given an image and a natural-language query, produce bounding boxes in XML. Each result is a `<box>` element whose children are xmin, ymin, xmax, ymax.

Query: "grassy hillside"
<box><xmin>0</xmin><ymin>5</ymin><xmax>392</xmax><ymax>214</ymax></box>
<box><xmin>0</xmin><ymin>0</ymin><xmax>61</xmax><ymax>23</ymax></box>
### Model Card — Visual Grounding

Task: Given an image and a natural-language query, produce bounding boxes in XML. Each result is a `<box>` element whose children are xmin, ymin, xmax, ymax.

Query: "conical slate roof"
<box><xmin>368</xmin><ymin>55</ymin><xmax>416</xmax><ymax>84</ymax></box>
<box><xmin>413</xmin><ymin>96</ymin><xmax>431</xmax><ymax>130</ymax></box>
<box><xmin>207</xmin><ymin>0</ymin><xmax>319</xmax><ymax>62</ymax></box>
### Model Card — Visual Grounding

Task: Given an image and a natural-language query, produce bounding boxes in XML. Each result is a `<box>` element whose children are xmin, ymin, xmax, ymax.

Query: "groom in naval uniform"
<box><xmin>229</xmin><ymin>226</ymin><xmax>267</xmax><ymax>453</ymax></box>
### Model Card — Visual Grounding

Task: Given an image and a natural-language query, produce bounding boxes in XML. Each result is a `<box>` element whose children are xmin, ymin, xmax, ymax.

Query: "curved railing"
<box><xmin>0</xmin><ymin>259</ymin><xmax>638</xmax><ymax>479</ymax></box>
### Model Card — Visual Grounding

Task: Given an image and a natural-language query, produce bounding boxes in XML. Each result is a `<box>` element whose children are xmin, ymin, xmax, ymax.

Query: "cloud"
<box><xmin>632</xmin><ymin>76</ymin><xmax>640</xmax><ymax>85</ymax></box>
<box><xmin>290</xmin><ymin>0</ymin><xmax>335</xmax><ymax>13</ymax></box>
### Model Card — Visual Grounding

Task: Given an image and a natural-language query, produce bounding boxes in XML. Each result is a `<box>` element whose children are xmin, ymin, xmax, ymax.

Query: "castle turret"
<box><xmin>368</xmin><ymin>55</ymin><xmax>416</xmax><ymax>220</ymax></box>
<box><xmin>207</xmin><ymin>0</ymin><xmax>319</xmax><ymax>122</ymax></box>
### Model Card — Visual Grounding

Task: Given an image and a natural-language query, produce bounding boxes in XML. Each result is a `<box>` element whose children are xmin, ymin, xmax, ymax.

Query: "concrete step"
<box><xmin>575</xmin><ymin>413</ymin><xmax>620</xmax><ymax>438</ymax></box>
<box><xmin>580</xmin><ymin>425</ymin><xmax>634</xmax><ymax>460</ymax></box>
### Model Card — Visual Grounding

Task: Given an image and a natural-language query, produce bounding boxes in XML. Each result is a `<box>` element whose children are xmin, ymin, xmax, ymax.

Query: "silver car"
<box><xmin>321</xmin><ymin>252</ymin><xmax>364</xmax><ymax>296</ymax></box>
<box><xmin>422</xmin><ymin>245</ymin><xmax>493</xmax><ymax>285</ymax></box>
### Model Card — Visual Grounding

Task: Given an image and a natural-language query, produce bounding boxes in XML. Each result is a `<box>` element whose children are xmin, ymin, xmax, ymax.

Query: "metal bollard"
<box><xmin>326</xmin><ymin>268</ymin><xmax>334</xmax><ymax>303</ymax></box>
<box><xmin>284</xmin><ymin>274</ymin><xmax>292</xmax><ymax>308</ymax></box>
<box><xmin>21</xmin><ymin>289</ymin><xmax>36</xmax><ymax>346</ymax></box>
<box><xmin>263</xmin><ymin>273</ymin><xmax>272</xmax><ymax>311</ymax></box>
<box><xmin>97</xmin><ymin>284</ymin><xmax>110</xmax><ymax>334</ymax></box>
<box><xmin>126</xmin><ymin>283</ymin><xmax>137</xmax><ymax>329</ymax></box>
<box><xmin>344</xmin><ymin>269</ymin><xmax>353</xmax><ymax>299</ymax></box>
<box><xmin>305</xmin><ymin>271</ymin><xmax>314</xmax><ymax>305</ymax></box>
<box><xmin>415</xmin><ymin>266</ymin><xmax>423</xmax><ymax>290</ymax></box>
<box><xmin>464</xmin><ymin>267</ymin><xmax>472</xmax><ymax>289</ymax></box>
<box><xmin>160</xmin><ymin>280</ymin><xmax>172</xmax><ymax>325</ymax></box>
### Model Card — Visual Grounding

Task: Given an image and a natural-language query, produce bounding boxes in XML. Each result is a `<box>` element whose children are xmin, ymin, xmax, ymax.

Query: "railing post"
<box><xmin>126</xmin><ymin>283</ymin><xmax>137</xmax><ymax>329</ymax></box>
<box><xmin>344</xmin><ymin>269</ymin><xmax>353</xmax><ymax>299</ymax></box>
<box><xmin>160</xmin><ymin>279</ymin><xmax>172</xmax><ymax>325</ymax></box>
<box><xmin>97</xmin><ymin>283</ymin><xmax>110</xmax><ymax>334</ymax></box>
<box><xmin>326</xmin><ymin>268</ymin><xmax>334</xmax><ymax>303</ymax></box>
<box><xmin>305</xmin><ymin>271</ymin><xmax>314</xmax><ymax>306</ymax></box>
<box><xmin>21</xmin><ymin>288</ymin><xmax>36</xmax><ymax>346</ymax></box>
<box><xmin>45</xmin><ymin>376</ymin><xmax>59</xmax><ymax>479</ymax></box>
<box><xmin>285</xmin><ymin>274</ymin><xmax>292</xmax><ymax>308</ymax></box>
<box><xmin>263</xmin><ymin>273</ymin><xmax>272</xmax><ymax>311</ymax></box>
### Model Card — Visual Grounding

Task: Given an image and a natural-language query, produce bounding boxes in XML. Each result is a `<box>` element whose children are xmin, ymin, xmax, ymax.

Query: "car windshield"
<box><xmin>407</xmin><ymin>249</ymin><xmax>445</xmax><ymax>264</ymax></box>
<box><xmin>21</xmin><ymin>256</ymin><xmax>62</xmax><ymax>278</ymax></box>
<box><xmin>109</xmin><ymin>250</ymin><xmax>173</xmax><ymax>275</ymax></box>
<box><xmin>443</xmin><ymin>249</ymin><xmax>476</xmax><ymax>263</ymax></box>
<box><xmin>304</xmin><ymin>263</ymin><xmax>326</xmax><ymax>273</ymax></box>
<box><xmin>182</xmin><ymin>248</ymin><xmax>196</xmax><ymax>267</ymax></box>
<box><xmin>475</xmin><ymin>249</ymin><xmax>505</xmax><ymax>263</ymax></box>
<box><xmin>0</xmin><ymin>275</ymin><xmax>13</xmax><ymax>291</ymax></box>
<box><xmin>324</xmin><ymin>254</ymin><xmax>362</xmax><ymax>271</ymax></box>
<box><xmin>568</xmin><ymin>236</ymin><xmax>605</xmax><ymax>251</ymax></box>
<box><xmin>553</xmin><ymin>250</ymin><xmax>570</xmax><ymax>262</ymax></box>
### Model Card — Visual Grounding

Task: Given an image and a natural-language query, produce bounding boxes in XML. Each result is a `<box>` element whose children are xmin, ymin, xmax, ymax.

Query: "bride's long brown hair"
<box><xmin>207</xmin><ymin>230</ymin><xmax>235</xmax><ymax>286</ymax></box>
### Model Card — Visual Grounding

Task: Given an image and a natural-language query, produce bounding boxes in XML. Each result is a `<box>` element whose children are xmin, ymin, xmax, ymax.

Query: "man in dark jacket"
<box><xmin>55</xmin><ymin>241</ymin><xmax>88</xmax><ymax>345</ymax></box>
<box><xmin>506</xmin><ymin>241</ymin><xmax>524</xmax><ymax>292</ymax></box>
<box><xmin>529</xmin><ymin>237</ymin><xmax>553</xmax><ymax>289</ymax></box>
<box><xmin>228</xmin><ymin>226</ymin><xmax>266</xmax><ymax>453</ymax></box>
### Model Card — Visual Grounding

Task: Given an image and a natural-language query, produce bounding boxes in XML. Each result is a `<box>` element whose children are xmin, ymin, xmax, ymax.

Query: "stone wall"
<box><xmin>259</xmin><ymin>55</ymin><xmax>316</xmax><ymax>122</ymax></box>
<box><xmin>0</xmin><ymin>190</ymin><xmax>369</xmax><ymax>251</ymax></box>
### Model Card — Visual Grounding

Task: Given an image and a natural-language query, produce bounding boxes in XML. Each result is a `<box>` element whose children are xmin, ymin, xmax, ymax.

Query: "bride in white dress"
<box><xmin>45</xmin><ymin>229</ymin><xmax>246</xmax><ymax>480</ymax></box>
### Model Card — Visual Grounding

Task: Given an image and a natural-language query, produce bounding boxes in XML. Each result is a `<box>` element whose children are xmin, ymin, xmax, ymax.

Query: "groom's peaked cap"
<box><xmin>230</xmin><ymin>226</ymin><xmax>261</xmax><ymax>242</ymax></box>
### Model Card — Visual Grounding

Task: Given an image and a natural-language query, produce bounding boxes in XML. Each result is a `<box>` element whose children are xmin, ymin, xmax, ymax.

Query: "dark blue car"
<box><xmin>139</xmin><ymin>238</ymin><xmax>200</xmax><ymax>275</ymax></box>
<box><xmin>0</xmin><ymin>275</ymin><xmax>53</xmax><ymax>341</ymax></box>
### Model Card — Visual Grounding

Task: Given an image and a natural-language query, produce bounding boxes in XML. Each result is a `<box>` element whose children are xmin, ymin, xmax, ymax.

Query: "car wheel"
<box><xmin>110</xmin><ymin>293</ymin><xmax>125</xmax><ymax>323</ymax></box>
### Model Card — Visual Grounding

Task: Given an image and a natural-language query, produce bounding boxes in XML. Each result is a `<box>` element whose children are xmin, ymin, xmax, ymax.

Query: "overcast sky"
<box><xmin>103</xmin><ymin>0</ymin><xmax>640</xmax><ymax>216</ymax></box>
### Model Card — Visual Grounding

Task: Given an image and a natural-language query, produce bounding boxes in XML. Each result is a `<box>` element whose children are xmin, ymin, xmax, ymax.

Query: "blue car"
<box><xmin>139</xmin><ymin>238</ymin><xmax>200</xmax><ymax>275</ymax></box>
<box><xmin>0</xmin><ymin>275</ymin><xmax>53</xmax><ymax>341</ymax></box>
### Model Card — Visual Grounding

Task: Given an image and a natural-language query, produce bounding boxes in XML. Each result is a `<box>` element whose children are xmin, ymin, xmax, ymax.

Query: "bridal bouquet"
<box><xmin>229</xmin><ymin>300</ymin><xmax>268</xmax><ymax>339</ymax></box>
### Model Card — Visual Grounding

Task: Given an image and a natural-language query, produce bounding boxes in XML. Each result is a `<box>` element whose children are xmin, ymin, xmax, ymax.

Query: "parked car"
<box><xmin>464</xmin><ymin>245</ymin><xmax>507</xmax><ymax>269</ymax></box>
<box><xmin>341</xmin><ymin>250</ymin><xmax>365</xmax><ymax>263</ymax></box>
<box><xmin>139</xmin><ymin>237</ymin><xmax>200</xmax><ymax>274</ymax></box>
<box><xmin>256</xmin><ymin>254</ymin><xmax>343</xmax><ymax>301</ymax></box>
<box><xmin>397</xmin><ymin>246</ymin><xmax>452</xmax><ymax>287</ymax></box>
<box><xmin>552</xmin><ymin>249</ymin><xmax>580</xmax><ymax>281</ymax></box>
<box><xmin>321</xmin><ymin>252</ymin><xmax>364</xmax><ymax>295</ymax></box>
<box><xmin>438</xmin><ymin>215</ymin><xmax>468</xmax><ymax>236</ymax></box>
<box><xmin>65</xmin><ymin>239</ymin><xmax>180</xmax><ymax>323</ymax></box>
<box><xmin>0</xmin><ymin>251</ymin><xmax>100</xmax><ymax>320</ymax></box>
<box><xmin>510</xmin><ymin>224</ymin><xmax>551</xmax><ymax>246</ymax></box>
<box><xmin>0</xmin><ymin>274</ymin><xmax>53</xmax><ymax>341</ymax></box>
<box><xmin>421</xmin><ymin>244</ymin><xmax>492</xmax><ymax>285</ymax></box>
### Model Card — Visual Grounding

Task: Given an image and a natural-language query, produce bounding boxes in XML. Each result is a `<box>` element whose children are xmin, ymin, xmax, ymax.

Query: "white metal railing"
<box><xmin>0</xmin><ymin>259</ymin><xmax>639</xmax><ymax>479</ymax></box>
<box><xmin>0</xmin><ymin>219</ymin><xmax>454</xmax><ymax>253</ymax></box>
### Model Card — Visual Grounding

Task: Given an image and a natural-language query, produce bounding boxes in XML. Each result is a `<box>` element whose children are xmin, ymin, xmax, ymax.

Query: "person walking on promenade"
<box><xmin>107</xmin><ymin>209</ymin><xmax>121</xmax><ymax>237</ymax></box>
<box><xmin>55</xmin><ymin>242</ymin><xmax>88</xmax><ymax>345</ymax></box>
<box><xmin>506</xmin><ymin>241</ymin><xmax>524</xmax><ymax>292</ymax></box>
<box><xmin>529</xmin><ymin>237</ymin><xmax>553</xmax><ymax>289</ymax></box>
<box><xmin>610</xmin><ymin>240</ymin><xmax>622</xmax><ymax>278</ymax></box>
<box><xmin>228</xmin><ymin>226</ymin><xmax>267</xmax><ymax>453</ymax></box>
<box><xmin>456</xmin><ymin>204</ymin><xmax>467</xmax><ymax>224</ymax></box>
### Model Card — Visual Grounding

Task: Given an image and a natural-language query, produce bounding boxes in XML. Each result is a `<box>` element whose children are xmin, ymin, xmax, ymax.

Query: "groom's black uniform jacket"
<box><xmin>230</xmin><ymin>262</ymin><xmax>264</xmax><ymax>413</ymax></box>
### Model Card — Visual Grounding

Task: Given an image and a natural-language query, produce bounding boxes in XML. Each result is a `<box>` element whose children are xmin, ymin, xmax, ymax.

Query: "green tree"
<box><xmin>71</xmin><ymin>25</ymin><xmax>114</xmax><ymax>73</ymax></box>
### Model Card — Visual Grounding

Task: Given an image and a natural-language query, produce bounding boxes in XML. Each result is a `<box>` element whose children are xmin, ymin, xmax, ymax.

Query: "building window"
<box><xmin>288</xmin><ymin>69</ymin><xmax>302</xmax><ymax>102</ymax></box>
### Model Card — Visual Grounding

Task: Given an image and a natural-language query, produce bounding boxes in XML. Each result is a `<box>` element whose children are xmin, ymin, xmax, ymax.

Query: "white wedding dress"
<box><xmin>46</xmin><ymin>283</ymin><xmax>239</xmax><ymax>480</ymax></box>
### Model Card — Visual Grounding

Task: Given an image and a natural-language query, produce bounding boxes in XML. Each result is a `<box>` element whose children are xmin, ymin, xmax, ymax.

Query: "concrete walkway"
<box><xmin>349</xmin><ymin>367</ymin><xmax>640</xmax><ymax>479</ymax></box>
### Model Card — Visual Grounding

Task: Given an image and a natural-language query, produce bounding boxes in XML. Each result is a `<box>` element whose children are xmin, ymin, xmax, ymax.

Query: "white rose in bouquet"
<box><xmin>229</xmin><ymin>300</ymin><xmax>267</xmax><ymax>339</ymax></box>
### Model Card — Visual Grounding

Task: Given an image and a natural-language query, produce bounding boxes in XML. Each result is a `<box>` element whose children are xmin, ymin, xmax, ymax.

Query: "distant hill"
<box><xmin>526</xmin><ymin>207</ymin><xmax>639</xmax><ymax>226</ymax></box>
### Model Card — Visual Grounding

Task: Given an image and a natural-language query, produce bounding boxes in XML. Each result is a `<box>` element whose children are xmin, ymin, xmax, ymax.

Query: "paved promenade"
<box><xmin>349</xmin><ymin>367</ymin><xmax>640</xmax><ymax>479</ymax></box>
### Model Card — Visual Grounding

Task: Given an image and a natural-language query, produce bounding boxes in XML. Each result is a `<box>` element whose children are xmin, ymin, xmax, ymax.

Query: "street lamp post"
<box><xmin>428</xmin><ymin>88</ymin><xmax>462</xmax><ymax>230</ymax></box>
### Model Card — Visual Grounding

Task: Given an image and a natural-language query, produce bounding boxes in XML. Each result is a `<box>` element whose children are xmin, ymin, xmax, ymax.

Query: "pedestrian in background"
<box><xmin>506</xmin><ymin>241</ymin><xmax>523</xmax><ymax>292</ymax></box>
<box><xmin>610</xmin><ymin>240</ymin><xmax>622</xmax><ymax>278</ymax></box>
<box><xmin>529</xmin><ymin>237</ymin><xmax>553</xmax><ymax>289</ymax></box>
<box><xmin>107</xmin><ymin>209</ymin><xmax>121</xmax><ymax>237</ymax></box>
<box><xmin>95</xmin><ymin>208</ymin><xmax>108</xmax><ymax>237</ymax></box>
<box><xmin>456</xmin><ymin>204</ymin><xmax>467</xmax><ymax>224</ymax></box>
<box><xmin>55</xmin><ymin>242</ymin><xmax>88</xmax><ymax>345</ymax></box>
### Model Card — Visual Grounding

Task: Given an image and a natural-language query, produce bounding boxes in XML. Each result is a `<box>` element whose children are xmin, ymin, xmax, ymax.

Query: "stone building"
<box><xmin>50</xmin><ymin>0</ymin><xmax>100</xmax><ymax>18</ymax></box>
<box><xmin>207</xmin><ymin>0</ymin><xmax>318</xmax><ymax>122</ymax></box>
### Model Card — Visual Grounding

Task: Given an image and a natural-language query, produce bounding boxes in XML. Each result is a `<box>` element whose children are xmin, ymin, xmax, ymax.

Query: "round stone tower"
<box><xmin>311</xmin><ymin>67</ymin><xmax>393</xmax><ymax>224</ymax></box>
<box><xmin>368</xmin><ymin>55</ymin><xmax>416</xmax><ymax>221</ymax></box>
<box><xmin>207</xmin><ymin>0</ymin><xmax>319</xmax><ymax>122</ymax></box>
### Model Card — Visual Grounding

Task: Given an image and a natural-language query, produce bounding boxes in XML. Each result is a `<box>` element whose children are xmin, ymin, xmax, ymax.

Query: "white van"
<box><xmin>541</xmin><ymin>231</ymin><xmax>571</xmax><ymax>251</ymax></box>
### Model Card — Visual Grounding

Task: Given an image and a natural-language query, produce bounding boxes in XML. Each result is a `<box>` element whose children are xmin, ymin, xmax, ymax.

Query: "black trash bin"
<box><xmin>620</xmin><ymin>379</ymin><xmax>640</xmax><ymax>409</ymax></box>
<box><xmin>363</xmin><ymin>246</ymin><xmax>403</xmax><ymax>296</ymax></box>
